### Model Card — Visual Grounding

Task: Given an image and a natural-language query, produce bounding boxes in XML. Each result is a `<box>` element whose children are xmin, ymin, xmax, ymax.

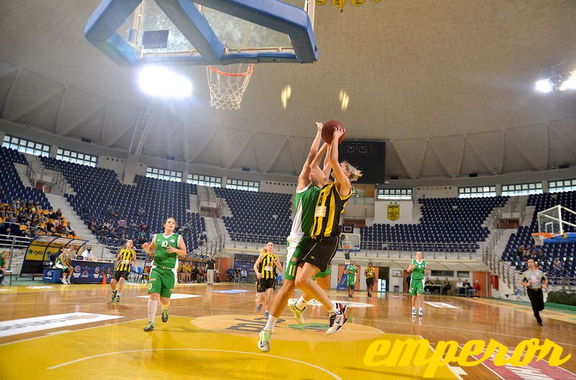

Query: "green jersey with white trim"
<box><xmin>290</xmin><ymin>184</ymin><xmax>321</xmax><ymax>237</ymax></box>
<box><xmin>410</xmin><ymin>259</ymin><xmax>427</xmax><ymax>281</ymax></box>
<box><xmin>153</xmin><ymin>233</ymin><xmax>180</xmax><ymax>269</ymax></box>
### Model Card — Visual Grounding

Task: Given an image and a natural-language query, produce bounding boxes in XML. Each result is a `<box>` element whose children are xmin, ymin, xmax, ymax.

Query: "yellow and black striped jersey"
<box><xmin>258</xmin><ymin>253</ymin><xmax>277</xmax><ymax>279</ymax></box>
<box><xmin>311</xmin><ymin>182</ymin><xmax>351</xmax><ymax>238</ymax></box>
<box><xmin>116</xmin><ymin>249</ymin><xmax>136</xmax><ymax>272</ymax></box>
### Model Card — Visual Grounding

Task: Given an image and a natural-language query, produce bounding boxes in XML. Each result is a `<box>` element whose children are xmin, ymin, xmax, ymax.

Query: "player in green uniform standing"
<box><xmin>345</xmin><ymin>261</ymin><xmax>358</xmax><ymax>299</ymax></box>
<box><xmin>142</xmin><ymin>217</ymin><xmax>187</xmax><ymax>332</ymax></box>
<box><xmin>407</xmin><ymin>251</ymin><xmax>429</xmax><ymax>316</ymax></box>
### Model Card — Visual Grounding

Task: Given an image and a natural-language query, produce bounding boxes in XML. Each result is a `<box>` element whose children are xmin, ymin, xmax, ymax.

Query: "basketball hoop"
<box><xmin>531</xmin><ymin>232</ymin><xmax>552</xmax><ymax>246</ymax></box>
<box><xmin>205</xmin><ymin>64</ymin><xmax>255</xmax><ymax>111</ymax></box>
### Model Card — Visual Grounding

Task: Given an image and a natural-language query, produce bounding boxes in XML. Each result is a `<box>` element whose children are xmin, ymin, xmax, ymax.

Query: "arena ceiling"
<box><xmin>1</xmin><ymin>0</ymin><xmax>576</xmax><ymax>179</ymax></box>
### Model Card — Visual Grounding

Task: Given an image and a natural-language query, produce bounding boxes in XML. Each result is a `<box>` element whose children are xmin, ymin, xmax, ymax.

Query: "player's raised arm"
<box><xmin>297</xmin><ymin>122</ymin><xmax>324</xmax><ymax>190</ymax></box>
<box><xmin>309</xmin><ymin>143</ymin><xmax>329</xmax><ymax>187</ymax></box>
<box><xmin>329</xmin><ymin>128</ymin><xmax>351</xmax><ymax>197</ymax></box>
<box><xmin>142</xmin><ymin>237</ymin><xmax>156</xmax><ymax>255</ymax></box>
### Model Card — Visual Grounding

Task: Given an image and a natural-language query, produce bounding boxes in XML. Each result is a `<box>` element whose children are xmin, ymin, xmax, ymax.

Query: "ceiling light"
<box><xmin>534</xmin><ymin>79</ymin><xmax>553</xmax><ymax>94</ymax></box>
<box><xmin>138</xmin><ymin>66</ymin><xmax>192</xmax><ymax>98</ymax></box>
<box><xmin>559</xmin><ymin>71</ymin><xmax>576</xmax><ymax>91</ymax></box>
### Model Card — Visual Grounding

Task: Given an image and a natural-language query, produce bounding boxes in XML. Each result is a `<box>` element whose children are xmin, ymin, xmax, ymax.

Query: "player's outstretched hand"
<box><xmin>333</xmin><ymin>127</ymin><xmax>344</xmax><ymax>141</ymax></box>
<box><xmin>315</xmin><ymin>121</ymin><xmax>323</xmax><ymax>131</ymax></box>
<box><xmin>142</xmin><ymin>242</ymin><xmax>150</xmax><ymax>251</ymax></box>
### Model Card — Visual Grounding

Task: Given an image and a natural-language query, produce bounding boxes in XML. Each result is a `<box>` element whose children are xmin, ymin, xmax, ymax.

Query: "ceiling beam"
<box><xmin>264</xmin><ymin>136</ymin><xmax>290</xmax><ymax>173</ymax></box>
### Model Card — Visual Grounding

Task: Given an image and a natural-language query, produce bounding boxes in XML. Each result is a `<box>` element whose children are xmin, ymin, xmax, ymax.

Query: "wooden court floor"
<box><xmin>0</xmin><ymin>282</ymin><xmax>575</xmax><ymax>379</ymax></box>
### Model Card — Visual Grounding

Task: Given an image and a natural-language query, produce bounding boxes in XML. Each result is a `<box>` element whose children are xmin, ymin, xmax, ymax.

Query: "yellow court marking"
<box><xmin>0</xmin><ymin>316</ymin><xmax>457</xmax><ymax>380</ymax></box>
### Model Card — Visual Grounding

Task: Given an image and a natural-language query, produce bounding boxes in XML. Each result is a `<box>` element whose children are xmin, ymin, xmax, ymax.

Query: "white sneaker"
<box><xmin>326</xmin><ymin>303</ymin><xmax>348</xmax><ymax>335</ymax></box>
<box><xmin>257</xmin><ymin>329</ymin><xmax>272</xmax><ymax>352</ymax></box>
<box><xmin>411</xmin><ymin>307</ymin><xmax>416</xmax><ymax>316</ymax></box>
<box><xmin>61</xmin><ymin>278</ymin><xmax>67</xmax><ymax>284</ymax></box>
<box><xmin>418</xmin><ymin>308</ymin><xmax>424</xmax><ymax>316</ymax></box>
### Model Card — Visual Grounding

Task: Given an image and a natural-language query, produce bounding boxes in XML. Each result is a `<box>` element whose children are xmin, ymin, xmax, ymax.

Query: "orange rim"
<box><xmin>207</xmin><ymin>64</ymin><xmax>255</xmax><ymax>77</ymax></box>
<box><xmin>531</xmin><ymin>232</ymin><xmax>552</xmax><ymax>238</ymax></box>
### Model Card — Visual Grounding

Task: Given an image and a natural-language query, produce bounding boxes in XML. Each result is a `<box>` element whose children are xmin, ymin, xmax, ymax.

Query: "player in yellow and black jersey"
<box><xmin>110</xmin><ymin>240</ymin><xmax>136</xmax><ymax>303</ymax></box>
<box><xmin>296</xmin><ymin>126</ymin><xmax>362</xmax><ymax>334</ymax></box>
<box><xmin>253</xmin><ymin>242</ymin><xmax>283</xmax><ymax>318</ymax></box>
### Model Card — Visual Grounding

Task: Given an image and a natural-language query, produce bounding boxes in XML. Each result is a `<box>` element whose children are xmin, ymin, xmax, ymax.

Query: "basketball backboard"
<box><xmin>85</xmin><ymin>0</ymin><xmax>317</xmax><ymax>66</ymax></box>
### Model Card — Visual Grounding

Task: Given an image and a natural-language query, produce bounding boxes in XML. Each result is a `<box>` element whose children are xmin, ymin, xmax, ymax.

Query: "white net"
<box><xmin>205</xmin><ymin>64</ymin><xmax>255</xmax><ymax>111</ymax></box>
<box><xmin>531</xmin><ymin>233</ymin><xmax>551</xmax><ymax>246</ymax></box>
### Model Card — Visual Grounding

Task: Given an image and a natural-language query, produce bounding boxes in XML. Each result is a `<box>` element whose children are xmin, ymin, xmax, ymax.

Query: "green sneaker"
<box><xmin>161</xmin><ymin>308</ymin><xmax>169</xmax><ymax>323</ymax></box>
<box><xmin>114</xmin><ymin>295</ymin><xmax>120</xmax><ymax>303</ymax></box>
<box><xmin>257</xmin><ymin>329</ymin><xmax>272</xmax><ymax>352</ymax></box>
<box><xmin>111</xmin><ymin>291</ymin><xmax>117</xmax><ymax>303</ymax></box>
<box><xmin>144</xmin><ymin>322</ymin><xmax>154</xmax><ymax>332</ymax></box>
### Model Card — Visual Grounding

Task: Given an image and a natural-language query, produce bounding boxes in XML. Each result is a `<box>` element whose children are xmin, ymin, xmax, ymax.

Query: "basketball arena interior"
<box><xmin>1</xmin><ymin>1</ymin><xmax>576</xmax><ymax>379</ymax></box>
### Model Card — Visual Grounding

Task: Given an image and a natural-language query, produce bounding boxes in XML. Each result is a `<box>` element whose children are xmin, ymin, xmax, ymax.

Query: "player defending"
<box><xmin>141</xmin><ymin>217</ymin><xmax>187</xmax><ymax>332</ymax></box>
<box><xmin>345</xmin><ymin>261</ymin><xmax>358</xmax><ymax>299</ymax></box>
<box><xmin>258</xmin><ymin>122</ymin><xmax>332</xmax><ymax>352</ymax></box>
<box><xmin>294</xmin><ymin>126</ymin><xmax>361</xmax><ymax>335</ymax></box>
<box><xmin>254</xmin><ymin>242</ymin><xmax>283</xmax><ymax>318</ymax></box>
<box><xmin>520</xmin><ymin>258</ymin><xmax>548</xmax><ymax>326</ymax></box>
<box><xmin>110</xmin><ymin>240</ymin><xmax>136</xmax><ymax>303</ymax></box>
<box><xmin>407</xmin><ymin>251</ymin><xmax>429</xmax><ymax>316</ymax></box>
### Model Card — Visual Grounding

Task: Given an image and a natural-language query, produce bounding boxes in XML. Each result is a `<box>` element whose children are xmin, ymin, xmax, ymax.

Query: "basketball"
<box><xmin>321</xmin><ymin>120</ymin><xmax>346</xmax><ymax>144</ymax></box>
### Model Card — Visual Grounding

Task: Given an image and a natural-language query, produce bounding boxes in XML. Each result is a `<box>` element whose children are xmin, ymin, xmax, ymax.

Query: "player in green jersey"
<box><xmin>407</xmin><ymin>251</ymin><xmax>429</xmax><ymax>316</ymax></box>
<box><xmin>141</xmin><ymin>217</ymin><xmax>187</xmax><ymax>332</ymax></box>
<box><xmin>258</xmin><ymin>122</ymin><xmax>332</xmax><ymax>352</ymax></box>
<box><xmin>345</xmin><ymin>261</ymin><xmax>358</xmax><ymax>299</ymax></box>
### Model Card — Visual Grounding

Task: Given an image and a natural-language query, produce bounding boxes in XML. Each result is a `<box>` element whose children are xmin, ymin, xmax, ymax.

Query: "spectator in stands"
<box><xmin>549</xmin><ymin>258</ymin><xmax>563</xmax><ymax>277</ymax></box>
<box><xmin>190</xmin><ymin>265</ymin><xmax>199</xmax><ymax>282</ymax></box>
<box><xmin>442</xmin><ymin>278</ymin><xmax>451</xmax><ymax>295</ymax></box>
<box><xmin>206</xmin><ymin>256</ymin><xmax>216</xmax><ymax>285</ymax></box>
<box><xmin>456</xmin><ymin>279</ymin><xmax>464</xmax><ymax>296</ymax></box>
<box><xmin>0</xmin><ymin>251</ymin><xmax>8</xmax><ymax>286</ymax></box>
<box><xmin>424</xmin><ymin>278</ymin><xmax>433</xmax><ymax>294</ymax></box>
<box><xmin>82</xmin><ymin>245</ymin><xmax>96</xmax><ymax>261</ymax></box>
<box><xmin>472</xmin><ymin>280</ymin><xmax>481</xmax><ymax>297</ymax></box>
<box><xmin>462</xmin><ymin>279</ymin><xmax>472</xmax><ymax>297</ymax></box>
<box><xmin>241</xmin><ymin>268</ymin><xmax>248</xmax><ymax>282</ymax></box>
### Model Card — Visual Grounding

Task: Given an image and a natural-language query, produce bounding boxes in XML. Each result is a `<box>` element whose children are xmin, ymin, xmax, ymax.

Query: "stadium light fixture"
<box><xmin>534</xmin><ymin>67</ymin><xmax>576</xmax><ymax>94</ymax></box>
<box><xmin>138</xmin><ymin>66</ymin><xmax>192</xmax><ymax>98</ymax></box>
<box><xmin>534</xmin><ymin>79</ymin><xmax>553</xmax><ymax>94</ymax></box>
<box><xmin>559</xmin><ymin>71</ymin><xmax>576</xmax><ymax>92</ymax></box>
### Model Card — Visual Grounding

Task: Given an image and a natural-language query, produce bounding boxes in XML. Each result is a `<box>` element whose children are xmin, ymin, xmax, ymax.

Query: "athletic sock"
<box><xmin>264</xmin><ymin>316</ymin><xmax>279</xmax><ymax>332</ymax></box>
<box><xmin>148</xmin><ymin>299</ymin><xmax>158</xmax><ymax>322</ymax></box>
<box><xmin>161</xmin><ymin>302</ymin><xmax>170</xmax><ymax>311</ymax></box>
<box><xmin>295</xmin><ymin>295</ymin><xmax>308</xmax><ymax>310</ymax></box>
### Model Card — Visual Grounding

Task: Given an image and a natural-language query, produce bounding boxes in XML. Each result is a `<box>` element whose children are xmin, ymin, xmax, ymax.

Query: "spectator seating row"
<box><xmin>361</xmin><ymin>197</ymin><xmax>508</xmax><ymax>252</ymax></box>
<box><xmin>41</xmin><ymin>157</ymin><xmax>205</xmax><ymax>249</ymax></box>
<box><xmin>214</xmin><ymin>187</ymin><xmax>292</xmax><ymax>244</ymax></box>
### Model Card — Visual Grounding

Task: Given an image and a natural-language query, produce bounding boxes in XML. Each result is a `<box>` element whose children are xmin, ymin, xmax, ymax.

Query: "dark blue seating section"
<box><xmin>0</xmin><ymin>147</ymin><xmax>51</xmax><ymax>209</ymax></box>
<box><xmin>41</xmin><ymin>157</ymin><xmax>205</xmax><ymax>249</ymax></box>
<box><xmin>214</xmin><ymin>188</ymin><xmax>292</xmax><ymax>244</ymax></box>
<box><xmin>361</xmin><ymin>197</ymin><xmax>508</xmax><ymax>252</ymax></box>
<box><xmin>503</xmin><ymin>192</ymin><xmax>576</xmax><ymax>277</ymax></box>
